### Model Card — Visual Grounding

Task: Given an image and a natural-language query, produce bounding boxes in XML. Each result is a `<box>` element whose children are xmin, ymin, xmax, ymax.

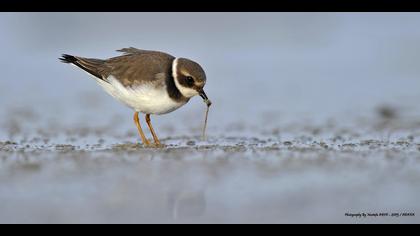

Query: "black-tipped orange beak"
<box><xmin>199</xmin><ymin>90</ymin><xmax>212</xmax><ymax>106</ymax></box>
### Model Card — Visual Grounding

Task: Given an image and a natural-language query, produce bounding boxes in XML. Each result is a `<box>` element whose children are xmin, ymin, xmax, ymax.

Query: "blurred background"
<box><xmin>1</xmin><ymin>13</ymin><xmax>420</xmax><ymax>139</ymax></box>
<box><xmin>1</xmin><ymin>13</ymin><xmax>420</xmax><ymax>223</ymax></box>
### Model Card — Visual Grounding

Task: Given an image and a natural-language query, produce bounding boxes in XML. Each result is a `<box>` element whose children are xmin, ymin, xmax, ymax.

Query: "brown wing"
<box><xmin>104</xmin><ymin>49</ymin><xmax>175</xmax><ymax>87</ymax></box>
<box><xmin>60</xmin><ymin>48</ymin><xmax>175</xmax><ymax>87</ymax></box>
<box><xmin>60</xmin><ymin>54</ymin><xmax>111</xmax><ymax>81</ymax></box>
<box><xmin>116</xmin><ymin>47</ymin><xmax>151</xmax><ymax>55</ymax></box>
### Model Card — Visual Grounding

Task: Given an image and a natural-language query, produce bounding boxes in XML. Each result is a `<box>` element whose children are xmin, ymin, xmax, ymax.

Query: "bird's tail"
<box><xmin>59</xmin><ymin>54</ymin><xmax>78</xmax><ymax>64</ymax></box>
<box><xmin>59</xmin><ymin>54</ymin><xmax>107</xmax><ymax>81</ymax></box>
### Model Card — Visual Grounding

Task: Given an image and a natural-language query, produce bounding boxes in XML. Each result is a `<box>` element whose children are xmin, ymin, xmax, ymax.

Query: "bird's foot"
<box><xmin>142</xmin><ymin>141</ymin><xmax>166</xmax><ymax>148</ymax></box>
<box><xmin>152</xmin><ymin>143</ymin><xmax>166</xmax><ymax>148</ymax></box>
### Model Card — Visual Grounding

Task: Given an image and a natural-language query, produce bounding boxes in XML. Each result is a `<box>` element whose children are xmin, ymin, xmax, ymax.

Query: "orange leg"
<box><xmin>134</xmin><ymin>112</ymin><xmax>150</xmax><ymax>146</ymax></box>
<box><xmin>145</xmin><ymin>114</ymin><xmax>161</xmax><ymax>146</ymax></box>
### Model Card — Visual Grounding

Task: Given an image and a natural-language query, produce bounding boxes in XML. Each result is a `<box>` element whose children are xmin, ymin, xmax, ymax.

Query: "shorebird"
<box><xmin>60</xmin><ymin>47</ymin><xmax>211</xmax><ymax>147</ymax></box>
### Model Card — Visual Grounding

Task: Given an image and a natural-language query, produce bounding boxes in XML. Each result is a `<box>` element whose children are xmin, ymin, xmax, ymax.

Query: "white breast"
<box><xmin>95</xmin><ymin>75</ymin><xmax>186</xmax><ymax>115</ymax></box>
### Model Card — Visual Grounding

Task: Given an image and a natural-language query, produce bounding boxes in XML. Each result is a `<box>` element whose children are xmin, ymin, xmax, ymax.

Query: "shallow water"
<box><xmin>1</xmin><ymin>110</ymin><xmax>420</xmax><ymax>223</ymax></box>
<box><xmin>1</xmin><ymin>13</ymin><xmax>420</xmax><ymax>223</ymax></box>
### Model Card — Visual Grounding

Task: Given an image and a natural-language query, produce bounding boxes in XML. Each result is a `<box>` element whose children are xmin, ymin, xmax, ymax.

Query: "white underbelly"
<box><xmin>95</xmin><ymin>76</ymin><xmax>186</xmax><ymax>115</ymax></box>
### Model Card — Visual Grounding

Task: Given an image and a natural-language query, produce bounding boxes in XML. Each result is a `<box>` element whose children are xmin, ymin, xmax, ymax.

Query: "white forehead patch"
<box><xmin>172</xmin><ymin>58</ymin><xmax>199</xmax><ymax>98</ymax></box>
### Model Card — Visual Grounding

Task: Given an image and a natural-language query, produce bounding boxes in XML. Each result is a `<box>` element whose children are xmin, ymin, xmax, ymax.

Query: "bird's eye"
<box><xmin>186</xmin><ymin>76</ymin><xmax>194</xmax><ymax>84</ymax></box>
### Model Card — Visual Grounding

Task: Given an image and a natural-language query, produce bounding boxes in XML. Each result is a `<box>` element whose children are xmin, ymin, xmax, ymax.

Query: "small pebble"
<box><xmin>187</xmin><ymin>140</ymin><xmax>196</xmax><ymax>146</ymax></box>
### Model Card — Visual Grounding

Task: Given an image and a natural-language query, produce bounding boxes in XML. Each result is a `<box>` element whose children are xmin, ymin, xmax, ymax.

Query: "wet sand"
<box><xmin>2</xmin><ymin>12</ymin><xmax>420</xmax><ymax>224</ymax></box>
<box><xmin>1</xmin><ymin>107</ymin><xmax>419</xmax><ymax>224</ymax></box>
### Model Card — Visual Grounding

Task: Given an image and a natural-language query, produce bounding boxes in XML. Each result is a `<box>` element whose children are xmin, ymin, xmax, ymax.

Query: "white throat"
<box><xmin>172</xmin><ymin>58</ymin><xmax>199</xmax><ymax>98</ymax></box>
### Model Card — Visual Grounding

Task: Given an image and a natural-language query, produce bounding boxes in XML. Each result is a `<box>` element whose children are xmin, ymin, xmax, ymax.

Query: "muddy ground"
<box><xmin>2</xmin><ymin>12</ymin><xmax>420</xmax><ymax>224</ymax></box>
<box><xmin>0</xmin><ymin>105</ymin><xmax>419</xmax><ymax>224</ymax></box>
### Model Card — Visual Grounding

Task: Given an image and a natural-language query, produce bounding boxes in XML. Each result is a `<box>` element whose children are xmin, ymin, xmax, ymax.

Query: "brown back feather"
<box><xmin>61</xmin><ymin>48</ymin><xmax>175</xmax><ymax>87</ymax></box>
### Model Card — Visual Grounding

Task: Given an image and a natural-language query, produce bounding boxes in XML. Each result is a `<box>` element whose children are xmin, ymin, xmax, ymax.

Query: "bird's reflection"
<box><xmin>166</xmin><ymin>188</ymin><xmax>206</xmax><ymax>220</ymax></box>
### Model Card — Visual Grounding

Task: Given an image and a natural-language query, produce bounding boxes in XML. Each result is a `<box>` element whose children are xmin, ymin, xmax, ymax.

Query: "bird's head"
<box><xmin>172</xmin><ymin>58</ymin><xmax>211</xmax><ymax>106</ymax></box>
